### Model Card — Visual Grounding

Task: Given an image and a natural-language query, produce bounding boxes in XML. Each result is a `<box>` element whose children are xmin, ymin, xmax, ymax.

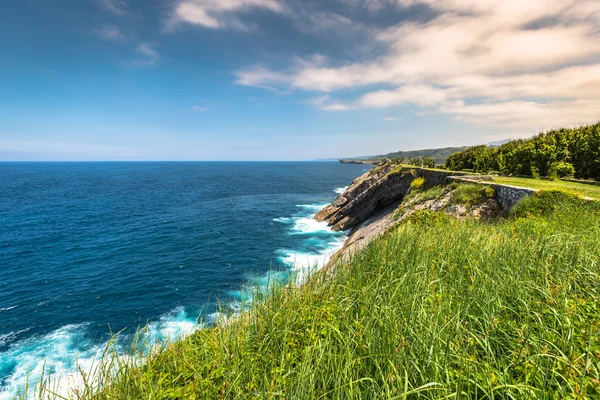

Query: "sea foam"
<box><xmin>274</xmin><ymin>201</ymin><xmax>347</xmax><ymax>282</ymax></box>
<box><xmin>0</xmin><ymin>310</ymin><xmax>202</xmax><ymax>400</ymax></box>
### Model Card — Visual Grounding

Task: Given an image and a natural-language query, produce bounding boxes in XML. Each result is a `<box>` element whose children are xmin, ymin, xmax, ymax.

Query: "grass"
<box><xmin>493</xmin><ymin>176</ymin><xmax>600</xmax><ymax>200</ymax></box>
<box><xmin>21</xmin><ymin>192</ymin><xmax>600</xmax><ymax>399</ymax></box>
<box><xmin>448</xmin><ymin>183</ymin><xmax>495</xmax><ymax>207</ymax></box>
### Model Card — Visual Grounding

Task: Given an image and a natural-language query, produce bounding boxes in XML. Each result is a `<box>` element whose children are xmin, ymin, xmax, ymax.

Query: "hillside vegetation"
<box><xmin>342</xmin><ymin>146</ymin><xmax>471</xmax><ymax>165</ymax></box>
<box><xmin>446</xmin><ymin>123</ymin><xmax>600</xmax><ymax>180</ymax></box>
<box><xmin>25</xmin><ymin>189</ymin><xmax>600</xmax><ymax>399</ymax></box>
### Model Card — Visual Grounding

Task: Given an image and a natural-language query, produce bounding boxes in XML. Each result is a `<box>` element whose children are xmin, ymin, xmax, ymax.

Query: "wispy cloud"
<box><xmin>168</xmin><ymin>0</ymin><xmax>285</xmax><ymax>31</ymax></box>
<box><xmin>191</xmin><ymin>105</ymin><xmax>208</xmax><ymax>112</ymax></box>
<box><xmin>95</xmin><ymin>0</ymin><xmax>129</xmax><ymax>16</ymax></box>
<box><xmin>310</xmin><ymin>95</ymin><xmax>353</xmax><ymax>111</ymax></box>
<box><xmin>383</xmin><ymin>117</ymin><xmax>399</xmax><ymax>121</ymax></box>
<box><xmin>236</xmin><ymin>0</ymin><xmax>600</xmax><ymax>130</ymax></box>
<box><xmin>129</xmin><ymin>43</ymin><xmax>159</xmax><ymax>67</ymax></box>
<box><xmin>95</xmin><ymin>25</ymin><xmax>126</xmax><ymax>42</ymax></box>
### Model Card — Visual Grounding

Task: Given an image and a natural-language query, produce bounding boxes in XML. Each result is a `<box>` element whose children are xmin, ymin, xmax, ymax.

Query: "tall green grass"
<box><xmin>23</xmin><ymin>192</ymin><xmax>600</xmax><ymax>399</ymax></box>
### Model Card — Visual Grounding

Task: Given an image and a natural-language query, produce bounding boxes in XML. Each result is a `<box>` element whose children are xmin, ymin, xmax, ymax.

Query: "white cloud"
<box><xmin>236</xmin><ymin>0</ymin><xmax>600</xmax><ymax>130</ymax></box>
<box><xmin>234</xmin><ymin>66</ymin><xmax>288</xmax><ymax>90</ymax></box>
<box><xmin>383</xmin><ymin>117</ymin><xmax>398</xmax><ymax>121</ymax></box>
<box><xmin>310</xmin><ymin>95</ymin><xmax>353</xmax><ymax>111</ymax></box>
<box><xmin>439</xmin><ymin>98</ymin><xmax>600</xmax><ymax>129</ymax></box>
<box><xmin>95</xmin><ymin>0</ymin><xmax>129</xmax><ymax>16</ymax></box>
<box><xmin>96</xmin><ymin>25</ymin><xmax>126</xmax><ymax>42</ymax></box>
<box><xmin>359</xmin><ymin>85</ymin><xmax>447</xmax><ymax>108</ymax></box>
<box><xmin>192</xmin><ymin>105</ymin><xmax>208</xmax><ymax>112</ymax></box>
<box><xmin>129</xmin><ymin>43</ymin><xmax>159</xmax><ymax>67</ymax></box>
<box><xmin>170</xmin><ymin>0</ymin><xmax>284</xmax><ymax>30</ymax></box>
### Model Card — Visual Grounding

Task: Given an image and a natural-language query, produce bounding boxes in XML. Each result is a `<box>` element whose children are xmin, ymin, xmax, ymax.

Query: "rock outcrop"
<box><xmin>323</xmin><ymin>178</ymin><xmax>503</xmax><ymax>271</ymax></box>
<box><xmin>315</xmin><ymin>161</ymin><xmax>415</xmax><ymax>231</ymax></box>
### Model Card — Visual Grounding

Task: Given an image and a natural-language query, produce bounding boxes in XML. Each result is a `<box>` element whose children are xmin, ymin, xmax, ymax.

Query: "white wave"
<box><xmin>0</xmin><ymin>324</ymin><xmax>102</xmax><ymax>400</ymax></box>
<box><xmin>143</xmin><ymin>307</ymin><xmax>201</xmax><ymax>345</ymax></box>
<box><xmin>289</xmin><ymin>217</ymin><xmax>332</xmax><ymax>235</ymax></box>
<box><xmin>272</xmin><ymin>217</ymin><xmax>292</xmax><ymax>223</ymax></box>
<box><xmin>0</xmin><ymin>329</ymin><xmax>29</xmax><ymax>348</ymax></box>
<box><xmin>334</xmin><ymin>186</ymin><xmax>348</xmax><ymax>195</ymax></box>
<box><xmin>295</xmin><ymin>203</ymin><xmax>328</xmax><ymax>212</ymax></box>
<box><xmin>277</xmin><ymin>235</ymin><xmax>346</xmax><ymax>283</ymax></box>
<box><xmin>0</xmin><ymin>309</ymin><xmax>202</xmax><ymax>400</ymax></box>
<box><xmin>0</xmin><ymin>305</ymin><xmax>17</xmax><ymax>312</ymax></box>
<box><xmin>0</xmin><ymin>333</ymin><xmax>15</xmax><ymax>348</ymax></box>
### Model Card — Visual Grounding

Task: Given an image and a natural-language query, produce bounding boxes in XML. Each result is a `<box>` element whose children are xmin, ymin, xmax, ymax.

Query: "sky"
<box><xmin>0</xmin><ymin>0</ymin><xmax>599</xmax><ymax>161</ymax></box>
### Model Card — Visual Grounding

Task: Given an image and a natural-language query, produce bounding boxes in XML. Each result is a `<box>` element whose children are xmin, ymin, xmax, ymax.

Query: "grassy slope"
<box><xmin>493</xmin><ymin>177</ymin><xmax>600</xmax><ymax>200</ymax></box>
<box><xmin>26</xmin><ymin>190</ymin><xmax>600</xmax><ymax>399</ymax></box>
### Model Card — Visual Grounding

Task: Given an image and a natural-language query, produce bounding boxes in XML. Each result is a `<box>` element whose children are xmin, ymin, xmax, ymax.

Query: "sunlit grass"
<box><xmin>493</xmin><ymin>176</ymin><xmax>600</xmax><ymax>200</ymax></box>
<box><xmin>21</xmin><ymin>191</ymin><xmax>600</xmax><ymax>399</ymax></box>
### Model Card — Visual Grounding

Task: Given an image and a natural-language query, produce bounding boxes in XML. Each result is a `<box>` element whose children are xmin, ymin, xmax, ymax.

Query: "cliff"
<box><xmin>317</xmin><ymin>162</ymin><xmax>504</xmax><ymax>269</ymax></box>
<box><xmin>315</xmin><ymin>162</ymin><xmax>415</xmax><ymax>231</ymax></box>
<box><xmin>316</xmin><ymin>161</ymin><xmax>474</xmax><ymax>232</ymax></box>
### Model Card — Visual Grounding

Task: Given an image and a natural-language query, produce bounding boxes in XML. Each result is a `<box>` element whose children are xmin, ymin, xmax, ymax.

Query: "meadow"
<box><xmin>492</xmin><ymin>177</ymin><xmax>600</xmax><ymax>200</ymax></box>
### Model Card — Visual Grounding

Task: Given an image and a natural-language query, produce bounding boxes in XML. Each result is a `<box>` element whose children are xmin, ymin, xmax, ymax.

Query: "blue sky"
<box><xmin>1</xmin><ymin>0</ymin><xmax>599</xmax><ymax>161</ymax></box>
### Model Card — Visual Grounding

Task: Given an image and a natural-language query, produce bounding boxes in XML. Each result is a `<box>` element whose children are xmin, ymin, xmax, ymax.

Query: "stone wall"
<box><xmin>448</xmin><ymin>177</ymin><xmax>536</xmax><ymax>210</ymax></box>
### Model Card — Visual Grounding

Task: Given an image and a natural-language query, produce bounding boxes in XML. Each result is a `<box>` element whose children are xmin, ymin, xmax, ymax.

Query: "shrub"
<box><xmin>410</xmin><ymin>177</ymin><xmax>425</xmax><ymax>190</ymax></box>
<box><xmin>448</xmin><ymin>183</ymin><xmax>495</xmax><ymax>208</ymax></box>
<box><xmin>550</xmin><ymin>161</ymin><xmax>575</xmax><ymax>178</ymax></box>
<box><xmin>530</xmin><ymin>165</ymin><xmax>540</xmax><ymax>179</ymax></box>
<box><xmin>408</xmin><ymin>156</ymin><xmax>422</xmax><ymax>166</ymax></box>
<box><xmin>421</xmin><ymin>156</ymin><xmax>435</xmax><ymax>168</ymax></box>
<box><xmin>401</xmin><ymin>209</ymin><xmax>450</xmax><ymax>226</ymax></box>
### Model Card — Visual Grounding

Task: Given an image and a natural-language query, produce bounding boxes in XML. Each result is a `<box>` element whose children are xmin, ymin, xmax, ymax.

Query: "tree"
<box><xmin>408</xmin><ymin>157</ymin><xmax>422</xmax><ymax>166</ymax></box>
<box><xmin>421</xmin><ymin>156</ymin><xmax>435</xmax><ymax>168</ymax></box>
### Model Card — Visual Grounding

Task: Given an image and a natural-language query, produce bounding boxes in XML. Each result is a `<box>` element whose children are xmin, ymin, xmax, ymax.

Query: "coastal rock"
<box><xmin>315</xmin><ymin>161</ymin><xmax>415</xmax><ymax>231</ymax></box>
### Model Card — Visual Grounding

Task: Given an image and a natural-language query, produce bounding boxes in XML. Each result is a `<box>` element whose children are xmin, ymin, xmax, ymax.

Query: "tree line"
<box><xmin>445</xmin><ymin>122</ymin><xmax>600</xmax><ymax>180</ymax></box>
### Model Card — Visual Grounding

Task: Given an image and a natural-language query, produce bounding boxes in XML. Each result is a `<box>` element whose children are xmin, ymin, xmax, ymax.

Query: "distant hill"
<box><xmin>486</xmin><ymin>139</ymin><xmax>513</xmax><ymax>147</ymax></box>
<box><xmin>341</xmin><ymin>146</ymin><xmax>471</xmax><ymax>165</ymax></box>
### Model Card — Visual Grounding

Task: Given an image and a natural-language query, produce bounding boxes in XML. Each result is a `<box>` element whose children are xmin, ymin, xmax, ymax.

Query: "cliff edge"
<box><xmin>315</xmin><ymin>161</ymin><xmax>415</xmax><ymax>231</ymax></box>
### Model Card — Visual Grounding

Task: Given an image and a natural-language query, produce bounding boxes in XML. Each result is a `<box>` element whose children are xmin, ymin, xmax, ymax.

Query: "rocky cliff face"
<box><xmin>315</xmin><ymin>161</ymin><xmax>415</xmax><ymax>231</ymax></box>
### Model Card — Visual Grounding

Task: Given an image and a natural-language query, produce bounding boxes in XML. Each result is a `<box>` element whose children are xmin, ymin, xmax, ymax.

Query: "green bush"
<box><xmin>448</xmin><ymin>183</ymin><xmax>495</xmax><ymax>207</ymax></box>
<box><xmin>530</xmin><ymin>165</ymin><xmax>540</xmax><ymax>179</ymax></box>
<box><xmin>408</xmin><ymin>156</ymin><xmax>422</xmax><ymax>166</ymax></box>
<box><xmin>421</xmin><ymin>156</ymin><xmax>435</xmax><ymax>168</ymax></box>
<box><xmin>550</xmin><ymin>161</ymin><xmax>575</xmax><ymax>178</ymax></box>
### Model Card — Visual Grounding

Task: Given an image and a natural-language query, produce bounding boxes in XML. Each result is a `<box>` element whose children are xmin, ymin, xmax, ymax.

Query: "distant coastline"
<box><xmin>339</xmin><ymin>159</ymin><xmax>379</xmax><ymax>165</ymax></box>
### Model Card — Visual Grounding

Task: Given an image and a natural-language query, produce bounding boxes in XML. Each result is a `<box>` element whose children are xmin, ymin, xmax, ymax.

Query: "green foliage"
<box><xmin>391</xmin><ymin>156</ymin><xmax>405</xmax><ymax>164</ymax></box>
<box><xmin>410</xmin><ymin>177</ymin><xmax>425</xmax><ymax>190</ymax></box>
<box><xmin>355</xmin><ymin>146</ymin><xmax>472</xmax><ymax>165</ymax></box>
<box><xmin>550</xmin><ymin>161</ymin><xmax>576</xmax><ymax>179</ymax></box>
<box><xmin>510</xmin><ymin>190</ymin><xmax>588</xmax><ymax>218</ymax></box>
<box><xmin>408</xmin><ymin>156</ymin><xmax>422</xmax><ymax>166</ymax></box>
<box><xmin>421</xmin><ymin>156</ymin><xmax>435</xmax><ymax>168</ymax></box>
<box><xmin>24</xmin><ymin>192</ymin><xmax>600</xmax><ymax>400</ymax></box>
<box><xmin>530</xmin><ymin>165</ymin><xmax>540</xmax><ymax>179</ymax></box>
<box><xmin>400</xmin><ymin>209</ymin><xmax>450</xmax><ymax>226</ymax></box>
<box><xmin>446</xmin><ymin>122</ymin><xmax>600</xmax><ymax>180</ymax></box>
<box><xmin>448</xmin><ymin>183</ymin><xmax>495</xmax><ymax>207</ymax></box>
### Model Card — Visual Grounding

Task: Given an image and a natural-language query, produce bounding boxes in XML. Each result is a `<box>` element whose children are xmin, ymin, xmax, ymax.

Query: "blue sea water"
<box><xmin>0</xmin><ymin>162</ymin><xmax>367</xmax><ymax>398</ymax></box>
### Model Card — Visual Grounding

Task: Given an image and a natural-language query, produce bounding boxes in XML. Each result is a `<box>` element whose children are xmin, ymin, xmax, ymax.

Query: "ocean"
<box><xmin>0</xmin><ymin>162</ymin><xmax>368</xmax><ymax>398</ymax></box>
